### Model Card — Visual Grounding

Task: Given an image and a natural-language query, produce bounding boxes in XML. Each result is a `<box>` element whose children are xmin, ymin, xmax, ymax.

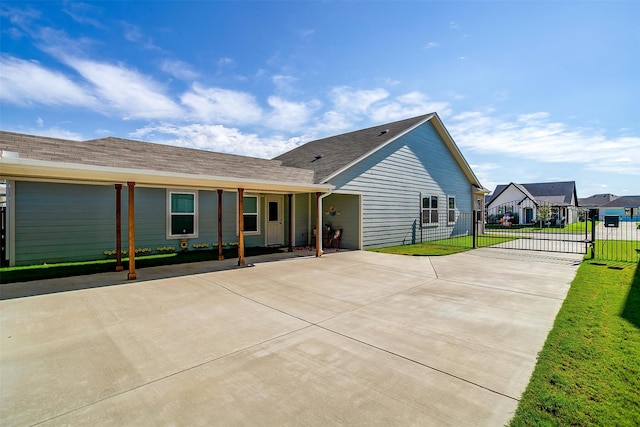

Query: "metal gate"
<box><xmin>481</xmin><ymin>201</ymin><xmax>591</xmax><ymax>255</ymax></box>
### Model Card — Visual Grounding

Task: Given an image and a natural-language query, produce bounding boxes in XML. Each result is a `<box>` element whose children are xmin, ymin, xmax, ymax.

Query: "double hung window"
<box><xmin>422</xmin><ymin>195</ymin><xmax>439</xmax><ymax>225</ymax></box>
<box><xmin>168</xmin><ymin>191</ymin><xmax>198</xmax><ymax>238</ymax></box>
<box><xmin>448</xmin><ymin>196</ymin><xmax>456</xmax><ymax>223</ymax></box>
<box><xmin>242</xmin><ymin>195</ymin><xmax>259</xmax><ymax>233</ymax></box>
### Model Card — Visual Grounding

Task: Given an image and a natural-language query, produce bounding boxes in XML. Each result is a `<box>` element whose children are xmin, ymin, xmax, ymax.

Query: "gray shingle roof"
<box><xmin>599</xmin><ymin>195</ymin><xmax>640</xmax><ymax>208</ymax></box>
<box><xmin>0</xmin><ymin>131</ymin><xmax>316</xmax><ymax>185</ymax></box>
<box><xmin>487</xmin><ymin>181</ymin><xmax>577</xmax><ymax>206</ymax></box>
<box><xmin>578</xmin><ymin>193</ymin><xmax>618</xmax><ymax>207</ymax></box>
<box><xmin>274</xmin><ymin>114</ymin><xmax>434</xmax><ymax>183</ymax></box>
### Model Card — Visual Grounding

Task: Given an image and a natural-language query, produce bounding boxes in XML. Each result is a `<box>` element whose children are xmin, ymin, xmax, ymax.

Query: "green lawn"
<box><xmin>509</xmin><ymin>261</ymin><xmax>640</xmax><ymax>426</ymax></box>
<box><xmin>370</xmin><ymin>234</ymin><xmax>518</xmax><ymax>256</ymax></box>
<box><xmin>591</xmin><ymin>240</ymin><xmax>640</xmax><ymax>263</ymax></box>
<box><xmin>487</xmin><ymin>221</ymin><xmax>596</xmax><ymax>234</ymax></box>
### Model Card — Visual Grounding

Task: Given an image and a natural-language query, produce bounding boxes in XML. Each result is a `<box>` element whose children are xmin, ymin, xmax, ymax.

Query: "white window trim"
<box><xmin>447</xmin><ymin>195</ymin><xmax>456</xmax><ymax>225</ymax></box>
<box><xmin>166</xmin><ymin>190</ymin><xmax>199</xmax><ymax>239</ymax></box>
<box><xmin>421</xmin><ymin>194</ymin><xmax>439</xmax><ymax>226</ymax></box>
<box><xmin>237</xmin><ymin>193</ymin><xmax>260</xmax><ymax>236</ymax></box>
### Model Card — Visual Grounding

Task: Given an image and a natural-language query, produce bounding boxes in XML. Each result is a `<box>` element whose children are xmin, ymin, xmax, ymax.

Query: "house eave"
<box><xmin>0</xmin><ymin>157</ymin><xmax>333</xmax><ymax>194</ymax></box>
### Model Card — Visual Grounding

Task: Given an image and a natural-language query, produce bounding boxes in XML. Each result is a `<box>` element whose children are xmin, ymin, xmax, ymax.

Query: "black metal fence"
<box><xmin>590</xmin><ymin>214</ymin><xmax>640</xmax><ymax>262</ymax></box>
<box><xmin>417</xmin><ymin>208</ymin><xmax>639</xmax><ymax>263</ymax></box>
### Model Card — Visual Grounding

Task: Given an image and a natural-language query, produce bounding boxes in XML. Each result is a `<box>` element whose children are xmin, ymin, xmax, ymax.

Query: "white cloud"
<box><xmin>329</xmin><ymin>86</ymin><xmax>389</xmax><ymax>114</ymax></box>
<box><xmin>8</xmin><ymin>126</ymin><xmax>84</xmax><ymax>140</ymax></box>
<box><xmin>218</xmin><ymin>57</ymin><xmax>234</xmax><ymax>66</ymax></box>
<box><xmin>120</xmin><ymin>21</ymin><xmax>161</xmax><ymax>51</ymax></box>
<box><xmin>272</xmin><ymin>74</ymin><xmax>298</xmax><ymax>93</ymax></box>
<box><xmin>0</xmin><ymin>55</ymin><xmax>98</xmax><ymax>108</ymax></box>
<box><xmin>181</xmin><ymin>84</ymin><xmax>262</xmax><ymax>124</ymax></box>
<box><xmin>130</xmin><ymin>123</ymin><xmax>299</xmax><ymax>158</ymax></box>
<box><xmin>265</xmin><ymin>96</ymin><xmax>319</xmax><ymax>131</ymax></box>
<box><xmin>65</xmin><ymin>58</ymin><xmax>182</xmax><ymax>119</ymax></box>
<box><xmin>36</xmin><ymin>117</ymin><xmax>44</xmax><ymax>127</ymax></box>
<box><xmin>449</xmin><ymin>21</ymin><xmax>459</xmax><ymax>29</ymax></box>
<box><xmin>449</xmin><ymin>111</ymin><xmax>640</xmax><ymax>176</ymax></box>
<box><xmin>425</xmin><ymin>42</ymin><xmax>439</xmax><ymax>49</ymax></box>
<box><xmin>299</xmin><ymin>28</ymin><xmax>315</xmax><ymax>38</ymax></box>
<box><xmin>62</xmin><ymin>2</ymin><xmax>104</xmax><ymax>29</ymax></box>
<box><xmin>161</xmin><ymin>59</ymin><xmax>199</xmax><ymax>80</ymax></box>
<box><xmin>370</xmin><ymin>91</ymin><xmax>452</xmax><ymax>122</ymax></box>
<box><xmin>121</xmin><ymin>21</ymin><xmax>143</xmax><ymax>43</ymax></box>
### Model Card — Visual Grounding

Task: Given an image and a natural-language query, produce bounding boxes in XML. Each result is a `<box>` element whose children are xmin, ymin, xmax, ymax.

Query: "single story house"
<box><xmin>486</xmin><ymin>181</ymin><xmax>579</xmax><ymax>226</ymax></box>
<box><xmin>598</xmin><ymin>196</ymin><xmax>640</xmax><ymax>222</ymax></box>
<box><xmin>578</xmin><ymin>193</ymin><xmax>618</xmax><ymax>220</ymax></box>
<box><xmin>0</xmin><ymin>113</ymin><xmax>486</xmax><ymax>278</ymax></box>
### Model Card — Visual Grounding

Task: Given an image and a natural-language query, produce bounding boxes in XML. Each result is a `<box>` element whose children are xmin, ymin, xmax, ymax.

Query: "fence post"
<box><xmin>590</xmin><ymin>213</ymin><xmax>596</xmax><ymax>259</ymax></box>
<box><xmin>472</xmin><ymin>210</ymin><xmax>478</xmax><ymax>249</ymax></box>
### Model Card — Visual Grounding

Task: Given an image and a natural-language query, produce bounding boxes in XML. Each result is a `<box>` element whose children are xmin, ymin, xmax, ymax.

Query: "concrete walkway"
<box><xmin>0</xmin><ymin>249</ymin><xmax>581</xmax><ymax>426</ymax></box>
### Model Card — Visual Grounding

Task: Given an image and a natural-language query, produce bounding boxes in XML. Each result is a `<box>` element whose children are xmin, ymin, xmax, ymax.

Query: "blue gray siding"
<box><xmin>14</xmin><ymin>181</ymin><xmax>115</xmax><ymax>265</ymax></box>
<box><xmin>294</xmin><ymin>193</ymin><xmax>312</xmax><ymax>246</ymax></box>
<box><xmin>322</xmin><ymin>193</ymin><xmax>360</xmax><ymax>249</ymax></box>
<box><xmin>328</xmin><ymin>121</ymin><xmax>473</xmax><ymax>248</ymax></box>
<box><xmin>11</xmin><ymin>182</ymin><xmax>295</xmax><ymax>265</ymax></box>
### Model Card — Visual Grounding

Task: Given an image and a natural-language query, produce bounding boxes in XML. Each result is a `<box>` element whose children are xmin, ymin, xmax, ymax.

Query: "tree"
<box><xmin>537</xmin><ymin>203</ymin><xmax>551</xmax><ymax>229</ymax></box>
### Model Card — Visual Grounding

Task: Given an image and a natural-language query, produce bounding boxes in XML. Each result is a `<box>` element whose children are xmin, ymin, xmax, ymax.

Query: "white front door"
<box><xmin>266</xmin><ymin>196</ymin><xmax>284</xmax><ymax>246</ymax></box>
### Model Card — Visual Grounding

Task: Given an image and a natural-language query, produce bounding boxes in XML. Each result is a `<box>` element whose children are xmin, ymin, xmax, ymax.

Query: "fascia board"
<box><xmin>0</xmin><ymin>157</ymin><xmax>333</xmax><ymax>194</ymax></box>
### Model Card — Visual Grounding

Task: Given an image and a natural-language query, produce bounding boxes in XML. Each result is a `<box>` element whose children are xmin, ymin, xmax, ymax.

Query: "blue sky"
<box><xmin>1</xmin><ymin>1</ymin><xmax>639</xmax><ymax>197</ymax></box>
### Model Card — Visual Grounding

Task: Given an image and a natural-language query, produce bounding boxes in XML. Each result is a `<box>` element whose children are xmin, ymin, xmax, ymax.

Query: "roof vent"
<box><xmin>378</xmin><ymin>129</ymin><xmax>389</xmax><ymax>136</ymax></box>
<box><xmin>311</xmin><ymin>153</ymin><xmax>324</xmax><ymax>162</ymax></box>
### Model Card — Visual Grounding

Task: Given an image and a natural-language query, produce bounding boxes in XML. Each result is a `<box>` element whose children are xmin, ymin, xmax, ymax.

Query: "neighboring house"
<box><xmin>578</xmin><ymin>193</ymin><xmax>618</xmax><ymax>220</ymax></box>
<box><xmin>598</xmin><ymin>196</ymin><xmax>640</xmax><ymax>222</ymax></box>
<box><xmin>0</xmin><ymin>113</ymin><xmax>486</xmax><ymax>274</ymax></box>
<box><xmin>578</xmin><ymin>193</ymin><xmax>618</xmax><ymax>208</ymax></box>
<box><xmin>486</xmin><ymin>181</ymin><xmax>579</xmax><ymax>226</ymax></box>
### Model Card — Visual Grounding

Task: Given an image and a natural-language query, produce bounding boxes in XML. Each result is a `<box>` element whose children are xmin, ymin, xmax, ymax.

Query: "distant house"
<box><xmin>578</xmin><ymin>193</ymin><xmax>618</xmax><ymax>208</ymax></box>
<box><xmin>0</xmin><ymin>113</ymin><xmax>486</xmax><ymax>275</ymax></box>
<box><xmin>598</xmin><ymin>196</ymin><xmax>640</xmax><ymax>222</ymax></box>
<box><xmin>578</xmin><ymin>193</ymin><xmax>618</xmax><ymax>220</ymax></box>
<box><xmin>486</xmin><ymin>181</ymin><xmax>579</xmax><ymax>226</ymax></box>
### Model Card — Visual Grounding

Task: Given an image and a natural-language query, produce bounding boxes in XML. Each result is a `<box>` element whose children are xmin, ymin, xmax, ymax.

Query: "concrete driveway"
<box><xmin>0</xmin><ymin>249</ymin><xmax>581</xmax><ymax>426</ymax></box>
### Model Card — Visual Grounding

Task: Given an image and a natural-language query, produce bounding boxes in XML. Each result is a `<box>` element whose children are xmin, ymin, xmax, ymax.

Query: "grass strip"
<box><xmin>0</xmin><ymin>247</ymin><xmax>281</xmax><ymax>283</ymax></box>
<box><xmin>369</xmin><ymin>234</ymin><xmax>518</xmax><ymax>256</ymax></box>
<box><xmin>591</xmin><ymin>240</ymin><xmax>640</xmax><ymax>263</ymax></box>
<box><xmin>509</xmin><ymin>261</ymin><xmax>640</xmax><ymax>426</ymax></box>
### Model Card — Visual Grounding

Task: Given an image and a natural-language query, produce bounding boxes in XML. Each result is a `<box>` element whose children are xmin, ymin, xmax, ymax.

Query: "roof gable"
<box><xmin>274</xmin><ymin>113</ymin><xmax>483</xmax><ymax>188</ymax></box>
<box><xmin>487</xmin><ymin>181</ymin><xmax>578</xmax><ymax>207</ymax></box>
<box><xmin>274</xmin><ymin>114</ymin><xmax>433</xmax><ymax>183</ymax></box>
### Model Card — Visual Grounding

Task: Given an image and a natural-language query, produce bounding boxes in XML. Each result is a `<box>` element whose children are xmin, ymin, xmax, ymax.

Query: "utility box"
<box><xmin>604</xmin><ymin>215</ymin><xmax>620</xmax><ymax>228</ymax></box>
